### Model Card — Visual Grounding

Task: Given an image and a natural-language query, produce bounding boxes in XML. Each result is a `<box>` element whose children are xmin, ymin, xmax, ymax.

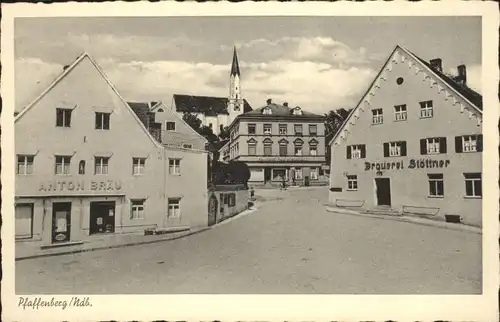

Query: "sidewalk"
<box><xmin>325</xmin><ymin>206</ymin><xmax>482</xmax><ymax>234</ymax></box>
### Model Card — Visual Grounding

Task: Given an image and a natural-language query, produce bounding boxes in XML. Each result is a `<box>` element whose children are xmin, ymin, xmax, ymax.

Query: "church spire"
<box><xmin>230</xmin><ymin>46</ymin><xmax>241</xmax><ymax>76</ymax></box>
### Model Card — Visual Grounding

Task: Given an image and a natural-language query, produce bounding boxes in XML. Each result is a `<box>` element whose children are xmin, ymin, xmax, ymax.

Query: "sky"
<box><xmin>14</xmin><ymin>16</ymin><xmax>482</xmax><ymax>114</ymax></box>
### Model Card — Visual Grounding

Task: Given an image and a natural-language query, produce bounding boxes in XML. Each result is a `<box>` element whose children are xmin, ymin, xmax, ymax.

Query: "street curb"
<box><xmin>15</xmin><ymin>227</ymin><xmax>211</xmax><ymax>261</ymax></box>
<box><xmin>213</xmin><ymin>205</ymin><xmax>259</xmax><ymax>227</ymax></box>
<box><xmin>325</xmin><ymin>206</ymin><xmax>482</xmax><ymax>235</ymax></box>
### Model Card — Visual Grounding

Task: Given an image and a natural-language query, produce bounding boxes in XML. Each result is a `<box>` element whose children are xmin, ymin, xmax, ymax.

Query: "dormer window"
<box><xmin>293</xmin><ymin>107</ymin><xmax>302</xmax><ymax>116</ymax></box>
<box><xmin>262</xmin><ymin>107</ymin><xmax>272</xmax><ymax>115</ymax></box>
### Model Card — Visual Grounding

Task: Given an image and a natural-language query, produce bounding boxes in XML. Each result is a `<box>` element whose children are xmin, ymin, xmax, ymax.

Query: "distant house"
<box><xmin>170</xmin><ymin>47</ymin><xmax>253</xmax><ymax>135</ymax></box>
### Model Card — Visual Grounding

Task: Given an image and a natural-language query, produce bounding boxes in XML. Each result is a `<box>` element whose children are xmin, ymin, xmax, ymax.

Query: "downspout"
<box><xmin>163</xmin><ymin>147</ymin><xmax>167</xmax><ymax>228</ymax></box>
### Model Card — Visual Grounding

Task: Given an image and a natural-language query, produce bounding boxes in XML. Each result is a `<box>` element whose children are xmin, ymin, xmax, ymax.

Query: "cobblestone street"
<box><xmin>16</xmin><ymin>187</ymin><xmax>482</xmax><ymax>294</ymax></box>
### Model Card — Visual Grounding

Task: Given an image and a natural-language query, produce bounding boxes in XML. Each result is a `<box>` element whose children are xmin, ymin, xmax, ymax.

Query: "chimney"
<box><xmin>266</xmin><ymin>98</ymin><xmax>272</xmax><ymax>105</ymax></box>
<box><xmin>456</xmin><ymin>64</ymin><xmax>467</xmax><ymax>86</ymax></box>
<box><xmin>429</xmin><ymin>58</ymin><xmax>443</xmax><ymax>72</ymax></box>
<box><xmin>283</xmin><ymin>102</ymin><xmax>288</xmax><ymax>107</ymax></box>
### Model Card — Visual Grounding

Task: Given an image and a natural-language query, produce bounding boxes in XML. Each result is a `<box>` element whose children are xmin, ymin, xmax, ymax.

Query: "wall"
<box><xmin>329</xmin><ymin>50</ymin><xmax>482</xmax><ymax>226</ymax></box>
<box><xmin>209</xmin><ymin>185</ymin><xmax>248</xmax><ymax>223</ymax></box>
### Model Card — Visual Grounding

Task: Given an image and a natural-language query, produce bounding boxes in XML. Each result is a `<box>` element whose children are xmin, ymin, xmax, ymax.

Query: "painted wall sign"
<box><xmin>38</xmin><ymin>180</ymin><xmax>123</xmax><ymax>192</ymax></box>
<box><xmin>365</xmin><ymin>159</ymin><xmax>450</xmax><ymax>171</ymax></box>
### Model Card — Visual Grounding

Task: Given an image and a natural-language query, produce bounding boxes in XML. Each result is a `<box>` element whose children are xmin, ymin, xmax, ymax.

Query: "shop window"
<box><xmin>130</xmin><ymin>199</ymin><xmax>145</xmax><ymax>219</ymax></box>
<box><xmin>78</xmin><ymin>160</ymin><xmax>86</xmax><ymax>175</ymax></box>
<box><xmin>347</xmin><ymin>145</ymin><xmax>366</xmax><ymax>159</ymax></box>
<box><xmin>168</xmin><ymin>158</ymin><xmax>181</xmax><ymax>175</ymax></box>
<box><xmin>456</xmin><ymin>134</ymin><xmax>482</xmax><ymax>153</ymax></box>
<box><xmin>279</xmin><ymin>124</ymin><xmax>287</xmax><ymax>135</ymax></box>
<box><xmin>383</xmin><ymin>141</ymin><xmax>406</xmax><ymax>157</ymax></box>
<box><xmin>372</xmin><ymin>109</ymin><xmax>383</xmax><ymax>124</ymax></box>
<box><xmin>273</xmin><ymin>169</ymin><xmax>287</xmax><ymax>181</ymax></box>
<box><xmin>264</xmin><ymin>124</ymin><xmax>272</xmax><ymax>135</ymax></box>
<box><xmin>394</xmin><ymin>104</ymin><xmax>407</xmax><ymax>121</ymax></box>
<box><xmin>56</xmin><ymin>108</ymin><xmax>72</xmax><ymax>127</ymax></box>
<box><xmin>248</xmin><ymin>124</ymin><xmax>256</xmax><ymax>135</ymax></box>
<box><xmin>17</xmin><ymin>155</ymin><xmax>34</xmax><ymax>175</ymax></box>
<box><xmin>15</xmin><ymin>203</ymin><xmax>34</xmax><ymax>239</ymax></box>
<box><xmin>347</xmin><ymin>175</ymin><xmax>358</xmax><ymax>191</ymax></box>
<box><xmin>310</xmin><ymin>168</ymin><xmax>319</xmax><ymax>180</ymax></box>
<box><xmin>55</xmin><ymin>155</ymin><xmax>71</xmax><ymax>175</ymax></box>
<box><xmin>168</xmin><ymin>198</ymin><xmax>181</xmax><ymax>218</ymax></box>
<box><xmin>95</xmin><ymin>157</ymin><xmax>110</xmax><ymax>175</ymax></box>
<box><xmin>428</xmin><ymin>173</ymin><xmax>444</xmax><ymax>197</ymax></box>
<box><xmin>166</xmin><ymin>121</ymin><xmax>176</xmax><ymax>132</ymax></box>
<box><xmin>294</xmin><ymin>124</ymin><xmax>303</xmax><ymax>136</ymax></box>
<box><xmin>309</xmin><ymin>124</ymin><xmax>318</xmax><ymax>136</ymax></box>
<box><xmin>464</xmin><ymin>173</ymin><xmax>482</xmax><ymax>198</ymax></box>
<box><xmin>95</xmin><ymin>112</ymin><xmax>110</xmax><ymax>130</ymax></box>
<box><xmin>133</xmin><ymin>157</ymin><xmax>146</xmax><ymax>175</ymax></box>
<box><xmin>420</xmin><ymin>100</ymin><xmax>433</xmax><ymax>118</ymax></box>
<box><xmin>421</xmin><ymin>137</ymin><xmax>446</xmax><ymax>155</ymax></box>
<box><xmin>295</xmin><ymin>168</ymin><xmax>303</xmax><ymax>180</ymax></box>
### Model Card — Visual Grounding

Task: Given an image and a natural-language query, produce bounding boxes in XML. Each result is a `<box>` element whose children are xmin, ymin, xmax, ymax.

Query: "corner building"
<box><xmin>14</xmin><ymin>53</ymin><xmax>208</xmax><ymax>247</ymax></box>
<box><xmin>328</xmin><ymin>45</ymin><xmax>483</xmax><ymax>226</ymax></box>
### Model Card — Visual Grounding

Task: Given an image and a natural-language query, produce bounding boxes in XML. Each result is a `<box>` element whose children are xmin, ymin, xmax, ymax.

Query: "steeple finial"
<box><xmin>231</xmin><ymin>45</ymin><xmax>241</xmax><ymax>76</ymax></box>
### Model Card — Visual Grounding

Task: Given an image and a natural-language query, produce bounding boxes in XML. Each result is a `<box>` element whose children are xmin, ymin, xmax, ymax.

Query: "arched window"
<box><xmin>157</xmin><ymin>108</ymin><xmax>164</xmax><ymax>112</ymax></box>
<box><xmin>78</xmin><ymin>160</ymin><xmax>86</xmax><ymax>175</ymax></box>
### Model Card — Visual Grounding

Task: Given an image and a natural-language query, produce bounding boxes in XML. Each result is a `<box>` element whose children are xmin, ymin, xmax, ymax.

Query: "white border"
<box><xmin>2</xmin><ymin>2</ymin><xmax>499</xmax><ymax>321</ymax></box>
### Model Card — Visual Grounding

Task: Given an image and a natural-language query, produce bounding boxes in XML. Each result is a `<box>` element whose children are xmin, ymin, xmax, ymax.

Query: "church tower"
<box><xmin>228</xmin><ymin>46</ymin><xmax>244</xmax><ymax>125</ymax></box>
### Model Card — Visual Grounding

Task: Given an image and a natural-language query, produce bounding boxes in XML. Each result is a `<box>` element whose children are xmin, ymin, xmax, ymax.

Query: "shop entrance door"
<box><xmin>89</xmin><ymin>201</ymin><xmax>116</xmax><ymax>235</ymax></box>
<box><xmin>264</xmin><ymin>167</ymin><xmax>272</xmax><ymax>183</ymax></box>
<box><xmin>375</xmin><ymin>178</ymin><xmax>391</xmax><ymax>206</ymax></box>
<box><xmin>52</xmin><ymin>202</ymin><xmax>72</xmax><ymax>243</ymax></box>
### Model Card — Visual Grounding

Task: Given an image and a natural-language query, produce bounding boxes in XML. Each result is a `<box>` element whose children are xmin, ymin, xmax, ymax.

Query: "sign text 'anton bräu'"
<box><xmin>365</xmin><ymin>158</ymin><xmax>450</xmax><ymax>171</ymax></box>
<box><xmin>38</xmin><ymin>180</ymin><xmax>123</xmax><ymax>192</ymax></box>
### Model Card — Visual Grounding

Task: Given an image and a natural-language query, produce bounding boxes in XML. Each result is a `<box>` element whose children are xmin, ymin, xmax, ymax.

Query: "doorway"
<box><xmin>264</xmin><ymin>167</ymin><xmax>272</xmax><ymax>183</ymax></box>
<box><xmin>89</xmin><ymin>201</ymin><xmax>116</xmax><ymax>235</ymax></box>
<box><xmin>208</xmin><ymin>194</ymin><xmax>218</xmax><ymax>226</ymax></box>
<box><xmin>375</xmin><ymin>178</ymin><xmax>391</xmax><ymax>206</ymax></box>
<box><xmin>52</xmin><ymin>202</ymin><xmax>72</xmax><ymax>243</ymax></box>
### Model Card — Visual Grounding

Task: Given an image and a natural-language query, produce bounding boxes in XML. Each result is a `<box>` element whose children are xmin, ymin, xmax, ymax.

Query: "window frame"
<box><xmin>130</xmin><ymin>199</ymin><xmax>145</xmax><ymax>219</ymax></box>
<box><xmin>168</xmin><ymin>158</ymin><xmax>181</xmax><ymax>175</ymax></box>
<box><xmin>248</xmin><ymin>124</ymin><xmax>256</xmax><ymax>135</ymax></box>
<box><xmin>427</xmin><ymin>173</ymin><xmax>444</xmax><ymax>198</ymax></box>
<box><xmin>263</xmin><ymin>124</ymin><xmax>272</xmax><ymax>135</ymax></box>
<box><xmin>294</xmin><ymin>167</ymin><xmax>303</xmax><ymax>180</ymax></box>
<box><xmin>166</xmin><ymin>121</ymin><xmax>176</xmax><ymax>132</ymax></box>
<box><xmin>132</xmin><ymin>157</ymin><xmax>146</xmax><ymax>175</ymax></box>
<box><xmin>308</xmin><ymin>124</ymin><xmax>318</xmax><ymax>136</ymax></box>
<box><xmin>394</xmin><ymin>104</ymin><xmax>407</xmax><ymax>121</ymax></box>
<box><xmin>168</xmin><ymin>198</ymin><xmax>181</xmax><ymax>218</ymax></box>
<box><xmin>420</xmin><ymin>100</ymin><xmax>434</xmax><ymax>119</ymax></box>
<box><xmin>55</xmin><ymin>155</ymin><xmax>72</xmax><ymax>175</ymax></box>
<box><xmin>279</xmin><ymin>142</ymin><xmax>288</xmax><ymax>156</ymax></box>
<box><xmin>94</xmin><ymin>156</ymin><xmax>110</xmax><ymax>175</ymax></box>
<box><xmin>56</xmin><ymin>108</ymin><xmax>72</xmax><ymax>128</ymax></box>
<box><xmin>347</xmin><ymin>175</ymin><xmax>358</xmax><ymax>191</ymax></box>
<box><xmin>310</xmin><ymin>167</ymin><xmax>319</xmax><ymax>180</ymax></box>
<box><xmin>95</xmin><ymin>112</ymin><xmax>111</xmax><ymax>130</ymax></box>
<box><xmin>279</xmin><ymin>124</ymin><xmax>288</xmax><ymax>135</ymax></box>
<box><xmin>372</xmin><ymin>108</ymin><xmax>383</xmax><ymax>125</ymax></box>
<box><xmin>464</xmin><ymin>173</ymin><xmax>482</xmax><ymax>198</ymax></box>
<box><xmin>17</xmin><ymin>155</ymin><xmax>34</xmax><ymax>175</ymax></box>
<box><xmin>462</xmin><ymin>135</ymin><xmax>478</xmax><ymax>152</ymax></box>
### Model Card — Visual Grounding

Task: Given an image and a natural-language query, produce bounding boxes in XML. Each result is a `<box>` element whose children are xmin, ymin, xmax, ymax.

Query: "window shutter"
<box><xmin>346</xmin><ymin>146</ymin><xmax>351</xmax><ymax>159</ymax></box>
<box><xmin>455</xmin><ymin>136</ymin><xmax>463</xmax><ymax>153</ymax></box>
<box><xmin>383</xmin><ymin>143</ymin><xmax>389</xmax><ymax>157</ymax></box>
<box><xmin>361</xmin><ymin>145</ymin><xmax>366</xmax><ymax>158</ymax></box>
<box><xmin>477</xmin><ymin>134</ymin><xmax>483</xmax><ymax>152</ymax></box>
<box><xmin>420</xmin><ymin>139</ymin><xmax>427</xmax><ymax>155</ymax></box>
<box><xmin>440</xmin><ymin>137</ymin><xmax>447</xmax><ymax>153</ymax></box>
<box><xmin>401</xmin><ymin>141</ymin><xmax>407</xmax><ymax>156</ymax></box>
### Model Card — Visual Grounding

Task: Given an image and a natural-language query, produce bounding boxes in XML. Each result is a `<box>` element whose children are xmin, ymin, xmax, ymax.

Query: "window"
<box><xmin>272</xmin><ymin>169</ymin><xmax>287</xmax><ymax>181</ymax></box>
<box><xmin>428</xmin><ymin>173</ymin><xmax>444</xmax><ymax>197</ymax></box>
<box><xmin>421</xmin><ymin>137</ymin><xmax>447</xmax><ymax>155</ymax></box>
<box><xmin>131</xmin><ymin>199</ymin><xmax>145</xmax><ymax>219</ymax></box>
<box><xmin>157</xmin><ymin>108</ymin><xmax>164</xmax><ymax>113</ymax></box>
<box><xmin>95</xmin><ymin>157</ymin><xmax>109</xmax><ymax>174</ymax></box>
<box><xmin>166</xmin><ymin>121</ymin><xmax>176</xmax><ymax>131</ymax></box>
<box><xmin>294</xmin><ymin>168</ymin><xmax>303</xmax><ymax>180</ymax></box>
<box><xmin>56</xmin><ymin>108</ymin><xmax>72</xmax><ymax>127</ymax></box>
<box><xmin>15</xmin><ymin>204</ymin><xmax>33</xmax><ymax>239</ymax></box>
<box><xmin>310</xmin><ymin>167</ymin><xmax>318</xmax><ymax>180</ymax></box>
<box><xmin>55</xmin><ymin>156</ymin><xmax>71</xmax><ymax>175</ymax></box>
<box><xmin>248</xmin><ymin>141</ymin><xmax>257</xmax><ymax>156</ymax></box>
<box><xmin>372</xmin><ymin>109</ymin><xmax>383</xmax><ymax>124</ymax></box>
<box><xmin>309</xmin><ymin>124</ymin><xmax>317</xmax><ymax>136</ymax></box>
<box><xmin>456</xmin><ymin>134</ymin><xmax>483</xmax><ymax>153</ymax></box>
<box><xmin>279</xmin><ymin>124</ymin><xmax>287</xmax><ymax>135</ymax></box>
<box><xmin>78</xmin><ymin>160</ymin><xmax>86</xmax><ymax>175</ymax></box>
<box><xmin>183</xmin><ymin>144</ymin><xmax>193</xmax><ymax>149</ymax></box>
<box><xmin>169</xmin><ymin>159</ymin><xmax>181</xmax><ymax>175</ymax></box>
<box><xmin>394</xmin><ymin>105</ymin><xmax>407</xmax><ymax>121</ymax></box>
<box><xmin>310</xmin><ymin>145</ymin><xmax>318</xmax><ymax>156</ymax></box>
<box><xmin>95</xmin><ymin>112</ymin><xmax>110</xmax><ymax>130</ymax></box>
<box><xmin>248</xmin><ymin>124</ymin><xmax>256</xmax><ymax>135</ymax></box>
<box><xmin>347</xmin><ymin>145</ymin><xmax>366</xmax><ymax>159</ymax></box>
<box><xmin>264</xmin><ymin>124</ymin><xmax>272</xmax><ymax>135</ymax></box>
<box><xmin>168</xmin><ymin>198</ymin><xmax>181</xmax><ymax>218</ymax></box>
<box><xmin>383</xmin><ymin>141</ymin><xmax>407</xmax><ymax>157</ymax></box>
<box><xmin>263</xmin><ymin>141</ymin><xmax>272</xmax><ymax>156</ymax></box>
<box><xmin>263</xmin><ymin>107</ymin><xmax>272</xmax><ymax>115</ymax></box>
<box><xmin>294</xmin><ymin>124</ymin><xmax>303</xmax><ymax>136</ymax></box>
<box><xmin>279</xmin><ymin>141</ymin><xmax>288</xmax><ymax>156</ymax></box>
<box><xmin>347</xmin><ymin>175</ymin><xmax>358</xmax><ymax>191</ymax></box>
<box><xmin>420</xmin><ymin>100</ymin><xmax>433</xmax><ymax>118</ymax></box>
<box><xmin>464</xmin><ymin>173</ymin><xmax>482</xmax><ymax>198</ymax></box>
<box><xmin>133</xmin><ymin>158</ymin><xmax>146</xmax><ymax>175</ymax></box>
<box><xmin>17</xmin><ymin>155</ymin><xmax>34</xmax><ymax>175</ymax></box>
<box><xmin>294</xmin><ymin>141</ymin><xmax>303</xmax><ymax>156</ymax></box>
<box><xmin>293</xmin><ymin>107</ymin><xmax>302</xmax><ymax>115</ymax></box>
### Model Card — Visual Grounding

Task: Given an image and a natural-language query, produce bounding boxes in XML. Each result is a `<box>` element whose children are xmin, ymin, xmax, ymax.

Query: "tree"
<box><xmin>218</xmin><ymin>126</ymin><xmax>230</xmax><ymax>140</ymax></box>
<box><xmin>325</xmin><ymin>108</ymin><xmax>352</xmax><ymax>136</ymax></box>
<box><xmin>182</xmin><ymin>112</ymin><xmax>202</xmax><ymax>132</ymax></box>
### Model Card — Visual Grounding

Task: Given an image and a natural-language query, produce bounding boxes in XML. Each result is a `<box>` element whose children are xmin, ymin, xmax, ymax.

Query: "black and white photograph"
<box><xmin>2</xmin><ymin>2</ymin><xmax>499</xmax><ymax>321</ymax></box>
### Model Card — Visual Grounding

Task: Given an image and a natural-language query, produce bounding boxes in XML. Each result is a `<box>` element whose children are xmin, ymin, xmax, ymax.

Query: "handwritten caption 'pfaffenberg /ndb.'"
<box><xmin>18</xmin><ymin>296</ymin><xmax>92</xmax><ymax>310</ymax></box>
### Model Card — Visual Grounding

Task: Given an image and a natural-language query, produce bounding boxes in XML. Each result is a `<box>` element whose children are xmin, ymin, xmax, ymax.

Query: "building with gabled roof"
<box><xmin>328</xmin><ymin>45</ymin><xmax>483</xmax><ymax>226</ymax></box>
<box><xmin>170</xmin><ymin>46</ymin><xmax>253</xmax><ymax>135</ymax></box>
<box><xmin>14</xmin><ymin>53</ymin><xmax>209</xmax><ymax>251</ymax></box>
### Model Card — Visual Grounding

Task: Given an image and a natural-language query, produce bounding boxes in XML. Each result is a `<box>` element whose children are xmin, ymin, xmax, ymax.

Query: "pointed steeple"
<box><xmin>230</xmin><ymin>46</ymin><xmax>241</xmax><ymax>76</ymax></box>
